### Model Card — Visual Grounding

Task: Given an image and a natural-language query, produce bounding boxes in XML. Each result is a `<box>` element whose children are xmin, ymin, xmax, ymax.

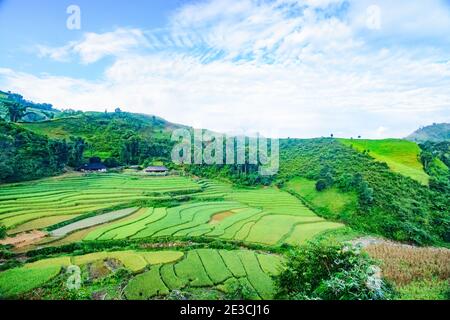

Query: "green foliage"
<box><xmin>419</xmin><ymin>141</ymin><xmax>450</xmax><ymax>195</ymax></box>
<box><xmin>0</xmin><ymin>224</ymin><xmax>6</xmax><ymax>239</ymax></box>
<box><xmin>339</xmin><ymin>138</ymin><xmax>429</xmax><ymax>184</ymax></box>
<box><xmin>0</xmin><ymin>121</ymin><xmax>71</xmax><ymax>183</ymax></box>
<box><xmin>396</xmin><ymin>279</ymin><xmax>450</xmax><ymax>300</ymax></box>
<box><xmin>279</xmin><ymin>138</ymin><xmax>449</xmax><ymax>245</ymax></box>
<box><xmin>274</xmin><ymin>242</ymin><xmax>392</xmax><ymax>300</ymax></box>
<box><xmin>20</xmin><ymin>112</ymin><xmax>175</xmax><ymax>165</ymax></box>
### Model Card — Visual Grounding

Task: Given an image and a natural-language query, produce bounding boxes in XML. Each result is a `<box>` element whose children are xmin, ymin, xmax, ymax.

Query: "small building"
<box><xmin>145</xmin><ymin>166</ymin><xmax>169</xmax><ymax>175</ymax></box>
<box><xmin>79</xmin><ymin>162</ymin><xmax>108</xmax><ymax>173</ymax></box>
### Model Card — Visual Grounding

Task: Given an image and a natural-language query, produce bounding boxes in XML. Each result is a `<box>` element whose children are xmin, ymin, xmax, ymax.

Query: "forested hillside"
<box><xmin>407</xmin><ymin>123</ymin><xmax>450</xmax><ymax>143</ymax></box>
<box><xmin>278</xmin><ymin>139</ymin><xmax>449</xmax><ymax>246</ymax></box>
<box><xmin>19</xmin><ymin>112</ymin><xmax>180</xmax><ymax>165</ymax></box>
<box><xmin>0</xmin><ymin>120</ymin><xmax>73</xmax><ymax>183</ymax></box>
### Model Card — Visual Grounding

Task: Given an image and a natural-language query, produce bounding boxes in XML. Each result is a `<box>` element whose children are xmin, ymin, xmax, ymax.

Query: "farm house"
<box><xmin>79</xmin><ymin>162</ymin><xmax>108</xmax><ymax>173</ymax></box>
<box><xmin>145</xmin><ymin>166</ymin><xmax>169</xmax><ymax>175</ymax></box>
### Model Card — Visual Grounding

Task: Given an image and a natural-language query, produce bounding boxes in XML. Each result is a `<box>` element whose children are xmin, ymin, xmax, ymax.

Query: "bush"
<box><xmin>274</xmin><ymin>242</ymin><xmax>393</xmax><ymax>300</ymax></box>
<box><xmin>315</xmin><ymin>179</ymin><xmax>327</xmax><ymax>192</ymax></box>
<box><xmin>0</xmin><ymin>224</ymin><xmax>6</xmax><ymax>239</ymax></box>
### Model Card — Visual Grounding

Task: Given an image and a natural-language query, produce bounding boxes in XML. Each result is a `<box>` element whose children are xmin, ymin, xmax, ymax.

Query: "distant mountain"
<box><xmin>406</xmin><ymin>123</ymin><xmax>450</xmax><ymax>143</ymax></box>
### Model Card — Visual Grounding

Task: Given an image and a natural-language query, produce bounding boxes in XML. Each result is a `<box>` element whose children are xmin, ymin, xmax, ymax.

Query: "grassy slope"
<box><xmin>339</xmin><ymin>139</ymin><xmax>429</xmax><ymax>184</ymax></box>
<box><xmin>285</xmin><ymin>177</ymin><xmax>357</xmax><ymax>220</ymax></box>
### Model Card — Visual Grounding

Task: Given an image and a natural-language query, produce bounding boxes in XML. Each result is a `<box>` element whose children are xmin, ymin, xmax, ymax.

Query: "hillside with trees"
<box><xmin>406</xmin><ymin>123</ymin><xmax>450</xmax><ymax>143</ymax></box>
<box><xmin>0</xmin><ymin>120</ymin><xmax>82</xmax><ymax>183</ymax></box>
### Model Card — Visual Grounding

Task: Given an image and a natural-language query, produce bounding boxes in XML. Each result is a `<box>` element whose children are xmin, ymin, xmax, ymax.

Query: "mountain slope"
<box><xmin>339</xmin><ymin>139</ymin><xmax>429</xmax><ymax>185</ymax></box>
<box><xmin>278</xmin><ymin>138</ymin><xmax>449</xmax><ymax>245</ymax></box>
<box><xmin>406</xmin><ymin>123</ymin><xmax>450</xmax><ymax>143</ymax></box>
<box><xmin>0</xmin><ymin>120</ymin><xmax>69</xmax><ymax>183</ymax></box>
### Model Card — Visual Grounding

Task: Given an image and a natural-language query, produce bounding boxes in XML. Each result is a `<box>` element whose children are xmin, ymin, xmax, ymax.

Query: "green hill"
<box><xmin>0</xmin><ymin>120</ymin><xmax>69</xmax><ymax>183</ymax></box>
<box><xmin>278</xmin><ymin>138</ymin><xmax>448</xmax><ymax>245</ymax></box>
<box><xmin>19</xmin><ymin>112</ymin><xmax>183</xmax><ymax>160</ymax></box>
<box><xmin>0</xmin><ymin>90</ymin><xmax>60</xmax><ymax>122</ymax></box>
<box><xmin>406</xmin><ymin>123</ymin><xmax>450</xmax><ymax>143</ymax></box>
<box><xmin>339</xmin><ymin>139</ymin><xmax>429</xmax><ymax>185</ymax></box>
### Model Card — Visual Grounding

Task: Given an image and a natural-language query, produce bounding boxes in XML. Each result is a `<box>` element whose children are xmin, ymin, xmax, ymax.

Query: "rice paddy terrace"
<box><xmin>0</xmin><ymin>173</ymin><xmax>343</xmax><ymax>299</ymax></box>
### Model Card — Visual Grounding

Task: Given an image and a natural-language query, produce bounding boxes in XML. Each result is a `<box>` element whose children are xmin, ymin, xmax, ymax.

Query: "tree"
<box><xmin>315</xmin><ymin>179</ymin><xmax>327</xmax><ymax>191</ymax></box>
<box><xmin>68</xmin><ymin>137</ymin><xmax>86</xmax><ymax>168</ymax></box>
<box><xmin>115</xmin><ymin>107</ymin><xmax>122</xmax><ymax>113</ymax></box>
<box><xmin>2</xmin><ymin>100</ymin><xmax>29</xmax><ymax>122</ymax></box>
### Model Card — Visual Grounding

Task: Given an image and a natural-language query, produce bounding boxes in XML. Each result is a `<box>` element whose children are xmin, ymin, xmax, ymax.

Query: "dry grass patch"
<box><xmin>365</xmin><ymin>243</ymin><xmax>450</xmax><ymax>286</ymax></box>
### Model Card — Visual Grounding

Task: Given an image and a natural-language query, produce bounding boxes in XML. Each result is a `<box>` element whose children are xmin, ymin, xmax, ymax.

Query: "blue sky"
<box><xmin>0</xmin><ymin>0</ymin><xmax>449</xmax><ymax>138</ymax></box>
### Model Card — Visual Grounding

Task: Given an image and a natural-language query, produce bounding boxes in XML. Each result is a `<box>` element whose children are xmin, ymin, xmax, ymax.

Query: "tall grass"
<box><xmin>365</xmin><ymin>243</ymin><xmax>449</xmax><ymax>286</ymax></box>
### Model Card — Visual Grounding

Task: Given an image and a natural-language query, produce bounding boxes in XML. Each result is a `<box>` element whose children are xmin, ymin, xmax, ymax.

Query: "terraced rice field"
<box><xmin>0</xmin><ymin>249</ymin><xmax>282</xmax><ymax>299</ymax></box>
<box><xmin>124</xmin><ymin>249</ymin><xmax>283</xmax><ymax>300</ymax></box>
<box><xmin>0</xmin><ymin>174</ymin><xmax>202</xmax><ymax>229</ymax></box>
<box><xmin>84</xmin><ymin>198</ymin><xmax>342</xmax><ymax>245</ymax></box>
<box><xmin>1</xmin><ymin>174</ymin><xmax>343</xmax><ymax>248</ymax></box>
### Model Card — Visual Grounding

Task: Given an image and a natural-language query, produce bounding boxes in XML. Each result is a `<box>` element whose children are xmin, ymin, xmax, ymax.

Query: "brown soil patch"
<box><xmin>209</xmin><ymin>211</ymin><xmax>235</xmax><ymax>224</ymax></box>
<box><xmin>0</xmin><ymin>230</ymin><xmax>48</xmax><ymax>248</ymax></box>
<box><xmin>88</xmin><ymin>260</ymin><xmax>112</xmax><ymax>281</ymax></box>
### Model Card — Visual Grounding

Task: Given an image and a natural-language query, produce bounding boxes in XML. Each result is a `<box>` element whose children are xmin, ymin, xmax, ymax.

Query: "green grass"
<box><xmin>397</xmin><ymin>279</ymin><xmax>449</xmax><ymax>300</ymax></box>
<box><xmin>339</xmin><ymin>139</ymin><xmax>429</xmax><ymax>184</ymax></box>
<box><xmin>0</xmin><ymin>266</ymin><xmax>61</xmax><ymax>298</ymax></box>
<box><xmin>285</xmin><ymin>177</ymin><xmax>357</xmax><ymax>219</ymax></box>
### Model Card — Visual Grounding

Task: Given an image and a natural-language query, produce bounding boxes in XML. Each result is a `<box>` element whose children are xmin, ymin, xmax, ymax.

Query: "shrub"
<box><xmin>0</xmin><ymin>224</ymin><xmax>6</xmax><ymax>239</ymax></box>
<box><xmin>315</xmin><ymin>179</ymin><xmax>327</xmax><ymax>192</ymax></box>
<box><xmin>274</xmin><ymin>242</ymin><xmax>393</xmax><ymax>300</ymax></box>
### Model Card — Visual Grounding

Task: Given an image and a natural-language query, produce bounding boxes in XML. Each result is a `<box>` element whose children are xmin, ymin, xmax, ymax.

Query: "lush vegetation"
<box><xmin>0</xmin><ymin>121</ymin><xmax>80</xmax><ymax>183</ymax></box>
<box><xmin>0</xmin><ymin>90</ymin><xmax>448</xmax><ymax>301</ymax></box>
<box><xmin>339</xmin><ymin>138</ymin><xmax>429</xmax><ymax>184</ymax></box>
<box><xmin>275</xmin><ymin>242</ymin><xmax>393</xmax><ymax>300</ymax></box>
<box><xmin>20</xmin><ymin>111</ymin><xmax>177</xmax><ymax>163</ymax></box>
<box><xmin>278</xmin><ymin>138</ymin><xmax>449</xmax><ymax>246</ymax></box>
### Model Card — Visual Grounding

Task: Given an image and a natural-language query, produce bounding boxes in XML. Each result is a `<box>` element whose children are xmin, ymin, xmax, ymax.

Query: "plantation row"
<box><xmin>82</xmin><ymin>202</ymin><xmax>342</xmax><ymax>246</ymax></box>
<box><xmin>0</xmin><ymin>174</ymin><xmax>203</xmax><ymax>230</ymax></box>
<box><xmin>0</xmin><ymin>249</ymin><xmax>282</xmax><ymax>299</ymax></box>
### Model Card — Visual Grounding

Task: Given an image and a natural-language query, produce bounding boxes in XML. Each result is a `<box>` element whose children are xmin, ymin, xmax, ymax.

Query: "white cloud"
<box><xmin>37</xmin><ymin>28</ymin><xmax>149</xmax><ymax>64</ymax></box>
<box><xmin>2</xmin><ymin>0</ymin><xmax>450</xmax><ymax>138</ymax></box>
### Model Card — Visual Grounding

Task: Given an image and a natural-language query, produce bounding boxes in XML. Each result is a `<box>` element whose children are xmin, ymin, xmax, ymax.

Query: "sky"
<box><xmin>0</xmin><ymin>0</ymin><xmax>449</xmax><ymax>138</ymax></box>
